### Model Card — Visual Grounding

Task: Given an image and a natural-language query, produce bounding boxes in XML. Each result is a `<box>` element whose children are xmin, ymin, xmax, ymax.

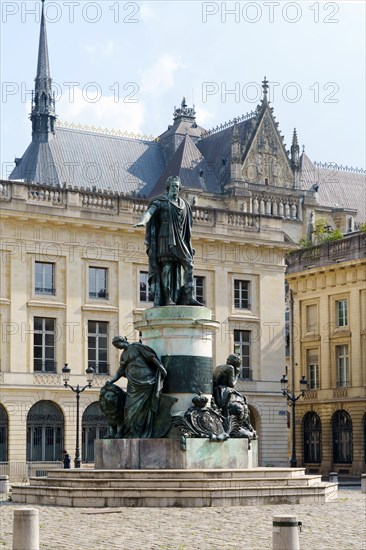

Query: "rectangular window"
<box><xmin>194</xmin><ymin>276</ymin><xmax>205</xmax><ymax>305</ymax></box>
<box><xmin>306</xmin><ymin>304</ymin><xmax>318</xmax><ymax>333</ymax></box>
<box><xmin>234</xmin><ymin>329</ymin><xmax>251</xmax><ymax>379</ymax></box>
<box><xmin>88</xmin><ymin>321</ymin><xmax>109</xmax><ymax>374</ymax></box>
<box><xmin>336</xmin><ymin>345</ymin><xmax>349</xmax><ymax>387</ymax></box>
<box><xmin>234</xmin><ymin>280</ymin><xmax>250</xmax><ymax>309</ymax></box>
<box><xmin>35</xmin><ymin>262</ymin><xmax>55</xmax><ymax>295</ymax></box>
<box><xmin>33</xmin><ymin>317</ymin><xmax>56</xmax><ymax>372</ymax></box>
<box><xmin>336</xmin><ymin>300</ymin><xmax>348</xmax><ymax>327</ymax></box>
<box><xmin>89</xmin><ymin>267</ymin><xmax>108</xmax><ymax>299</ymax></box>
<box><xmin>139</xmin><ymin>271</ymin><xmax>153</xmax><ymax>302</ymax></box>
<box><xmin>307</xmin><ymin>350</ymin><xmax>319</xmax><ymax>389</ymax></box>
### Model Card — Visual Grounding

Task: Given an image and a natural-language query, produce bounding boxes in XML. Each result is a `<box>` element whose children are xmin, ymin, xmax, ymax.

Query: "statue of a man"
<box><xmin>213</xmin><ymin>354</ymin><xmax>242</xmax><ymax>417</ymax></box>
<box><xmin>109</xmin><ymin>336</ymin><xmax>167</xmax><ymax>438</ymax></box>
<box><xmin>134</xmin><ymin>175</ymin><xmax>202</xmax><ymax>306</ymax></box>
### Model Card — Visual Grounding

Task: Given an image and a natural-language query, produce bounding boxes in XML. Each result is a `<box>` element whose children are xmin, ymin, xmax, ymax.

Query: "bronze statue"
<box><xmin>213</xmin><ymin>354</ymin><xmax>257</xmax><ymax>442</ymax></box>
<box><xmin>134</xmin><ymin>175</ymin><xmax>202</xmax><ymax>307</ymax></box>
<box><xmin>99</xmin><ymin>382</ymin><xmax>126</xmax><ymax>439</ymax></box>
<box><xmin>109</xmin><ymin>336</ymin><xmax>169</xmax><ymax>438</ymax></box>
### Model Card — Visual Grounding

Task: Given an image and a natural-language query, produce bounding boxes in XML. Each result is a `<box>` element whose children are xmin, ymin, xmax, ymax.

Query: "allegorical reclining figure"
<box><xmin>212</xmin><ymin>354</ymin><xmax>257</xmax><ymax>443</ymax></box>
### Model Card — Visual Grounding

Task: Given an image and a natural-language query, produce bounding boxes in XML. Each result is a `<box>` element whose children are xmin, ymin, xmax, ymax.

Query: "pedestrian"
<box><xmin>63</xmin><ymin>449</ymin><xmax>71</xmax><ymax>469</ymax></box>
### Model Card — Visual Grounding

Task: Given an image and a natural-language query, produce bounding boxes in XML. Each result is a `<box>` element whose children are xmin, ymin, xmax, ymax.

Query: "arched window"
<box><xmin>82</xmin><ymin>402</ymin><xmax>108</xmax><ymax>463</ymax></box>
<box><xmin>0</xmin><ymin>405</ymin><xmax>8</xmax><ymax>462</ymax></box>
<box><xmin>303</xmin><ymin>412</ymin><xmax>321</xmax><ymax>463</ymax></box>
<box><xmin>26</xmin><ymin>401</ymin><xmax>64</xmax><ymax>462</ymax></box>
<box><xmin>332</xmin><ymin>410</ymin><xmax>353</xmax><ymax>464</ymax></box>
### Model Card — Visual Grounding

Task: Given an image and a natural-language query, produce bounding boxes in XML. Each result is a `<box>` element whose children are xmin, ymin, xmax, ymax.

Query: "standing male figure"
<box><xmin>135</xmin><ymin>175</ymin><xmax>202</xmax><ymax>306</ymax></box>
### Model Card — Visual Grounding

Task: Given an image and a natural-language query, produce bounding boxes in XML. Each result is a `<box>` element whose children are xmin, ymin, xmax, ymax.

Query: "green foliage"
<box><xmin>298</xmin><ymin>236</ymin><xmax>312</xmax><ymax>249</ymax></box>
<box><xmin>360</xmin><ymin>222</ymin><xmax>366</xmax><ymax>233</ymax></box>
<box><xmin>298</xmin><ymin>218</ymin><xmax>343</xmax><ymax>248</ymax></box>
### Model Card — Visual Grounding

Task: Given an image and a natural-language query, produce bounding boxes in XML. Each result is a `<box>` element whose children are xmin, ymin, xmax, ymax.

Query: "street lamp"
<box><xmin>281</xmin><ymin>371</ymin><xmax>308</xmax><ymax>468</ymax></box>
<box><xmin>62</xmin><ymin>363</ymin><xmax>94</xmax><ymax>468</ymax></box>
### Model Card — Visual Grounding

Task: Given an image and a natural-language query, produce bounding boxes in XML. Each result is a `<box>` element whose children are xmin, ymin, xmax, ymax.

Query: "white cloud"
<box><xmin>141</xmin><ymin>54</ymin><xmax>183</xmax><ymax>98</ymax></box>
<box><xmin>57</xmin><ymin>88</ymin><xmax>145</xmax><ymax>133</ymax></box>
<box><xmin>83</xmin><ymin>40</ymin><xmax>117</xmax><ymax>57</ymax></box>
<box><xmin>140</xmin><ymin>3</ymin><xmax>156</xmax><ymax>21</ymax></box>
<box><xmin>195</xmin><ymin>106</ymin><xmax>215</xmax><ymax>128</ymax></box>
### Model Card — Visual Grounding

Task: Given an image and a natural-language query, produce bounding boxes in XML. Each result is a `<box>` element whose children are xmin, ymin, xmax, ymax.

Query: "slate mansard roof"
<box><xmin>8</xmin><ymin>2</ymin><xmax>365</xmax><ymax>223</ymax></box>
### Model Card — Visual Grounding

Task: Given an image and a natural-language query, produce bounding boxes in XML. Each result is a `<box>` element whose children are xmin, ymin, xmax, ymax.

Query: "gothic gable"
<box><xmin>242</xmin><ymin>108</ymin><xmax>294</xmax><ymax>187</ymax></box>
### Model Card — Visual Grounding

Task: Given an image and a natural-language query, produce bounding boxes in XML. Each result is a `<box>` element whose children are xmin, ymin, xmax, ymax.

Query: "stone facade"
<box><xmin>0</xmin><ymin>180</ymin><xmax>290</xmax><ymax>469</ymax></box>
<box><xmin>286</xmin><ymin>232</ymin><xmax>366</xmax><ymax>476</ymax></box>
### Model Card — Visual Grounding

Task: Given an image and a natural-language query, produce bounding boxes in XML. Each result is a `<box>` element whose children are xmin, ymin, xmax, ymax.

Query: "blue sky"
<box><xmin>1</xmin><ymin>1</ymin><xmax>365</xmax><ymax>179</ymax></box>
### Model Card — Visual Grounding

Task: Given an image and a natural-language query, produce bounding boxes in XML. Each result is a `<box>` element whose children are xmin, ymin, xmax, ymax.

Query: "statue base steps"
<box><xmin>12</xmin><ymin>467</ymin><xmax>337</xmax><ymax>507</ymax></box>
<box><xmin>94</xmin><ymin>438</ymin><xmax>258</xmax><ymax>470</ymax></box>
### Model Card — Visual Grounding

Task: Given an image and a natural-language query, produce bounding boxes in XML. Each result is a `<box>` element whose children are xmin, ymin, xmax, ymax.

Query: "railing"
<box><xmin>287</xmin><ymin>232</ymin><xmax>366</xmax><ymax>272</ymax></box>
<box><xmin>28</xmin><ymin>186</ymin><xmax>64</xmax><ymax>204</ymax></box>
<box><xmin>1</xmin><ymin>179</ymin><xmax>273</xmax><ymax>236</ymax></box>
<box><xmin>201</xmin><ymin>110</ymin><xmax>256</xmax><ymax>138</ymax></box>
<box><xmin>227</xmin><ymin>212</ymin><xmax>260</xmax><ymax>230</ymax></box>
<box><xmin>80</xmin><ymin>191</ymin><xmax>115</xmax><ymax>210</ymax></box>
<box><xmin>0</xmin><ymin>182</ymin><xmax>11</xmax><ymax>200</ymax></box>
<box><xmin>313</xmin><ymin>161</ymin><xmax>366</xmax><ymax>174</ymax></box>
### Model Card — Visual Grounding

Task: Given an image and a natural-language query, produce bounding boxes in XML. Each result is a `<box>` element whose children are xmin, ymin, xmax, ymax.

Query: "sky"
<box><xmin>1</xmin><ymin>0</ymin><xmax>365</xmax><ymax>179</ymax></box>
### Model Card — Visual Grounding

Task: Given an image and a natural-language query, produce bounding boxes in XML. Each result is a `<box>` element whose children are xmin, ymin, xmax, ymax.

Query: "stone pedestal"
<box><xmin>135</xmin><ymin>306</ymin><xmax>219</xmax><ymax>414</ymax></box>
<box><xmin>95</xmin><ymin>438</ymin><xmax>258</xmax><ymax>470</ymax></box>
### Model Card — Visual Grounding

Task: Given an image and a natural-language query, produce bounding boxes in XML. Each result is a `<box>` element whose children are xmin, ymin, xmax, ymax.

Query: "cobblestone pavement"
<box><xmin>0</xmin><ymin>489</ymin><xmax>365</xmax><ymax>550</ymax></box>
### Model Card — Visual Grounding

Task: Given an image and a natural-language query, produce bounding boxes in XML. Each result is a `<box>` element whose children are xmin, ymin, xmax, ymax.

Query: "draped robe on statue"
<box><xmin>144</xmin><ymin>195</ymin><xmax>194</xmax><ymax>306</ymax></box>
<box><xmin>115</xmin><ymin>343</ymin><xmax>164</xmax><ymax>438</ymax></box>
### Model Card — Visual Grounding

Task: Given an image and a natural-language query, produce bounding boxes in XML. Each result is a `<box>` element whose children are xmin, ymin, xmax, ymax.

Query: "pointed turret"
<box><xmin>291</xmin><ymin>128</ymin><xmax>300</xmax><ymax>187</ymax></box>
<box><xmin>261</xmin><ymin>76</ymin><xmax>269</xmax><ymax>105</ymax></box>
<box><xmin>30</xmin><ymin>0</ymin><xmax>56</xmax><ymax>141</ymax></box>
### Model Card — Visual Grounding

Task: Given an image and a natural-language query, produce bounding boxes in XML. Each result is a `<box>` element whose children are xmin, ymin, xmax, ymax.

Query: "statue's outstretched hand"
<box><xmin>133</xmin><ymin>221</ymin><xmax>145</xmax><ymax>228</ymax></box>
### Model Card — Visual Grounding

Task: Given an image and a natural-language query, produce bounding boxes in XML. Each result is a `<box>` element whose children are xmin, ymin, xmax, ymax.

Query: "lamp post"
<box><xmin>281</xmin><ymin>373</ymin><xmax>308</xmax><ymax>468</ymax></box>
<box><xmin>62</xmin><ymin>363</ymin><xmax>94</xmax><ymax>468</ymax></box>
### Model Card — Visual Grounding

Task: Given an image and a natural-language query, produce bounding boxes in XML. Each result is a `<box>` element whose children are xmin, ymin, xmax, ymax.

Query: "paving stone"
<box><xmin>0</xmin><ymin>489</ymin><xmax>365</xmax><ymax>549</ymax></box>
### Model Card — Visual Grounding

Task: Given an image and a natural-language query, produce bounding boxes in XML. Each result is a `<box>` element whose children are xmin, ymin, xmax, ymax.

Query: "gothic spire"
<box><xmin>291</xmin><ymin>128</ymin><xmax>300</xmax><ymax>170</ymax></box>
<box><xmin>261</xmin><ymin>76</ymin><xmax>269</xmax><ymax>104</ymax></box>
<box><xmin>30</xmin><ymin>0</ymin><xmax>56</xmax><ymax>141</ymax></box>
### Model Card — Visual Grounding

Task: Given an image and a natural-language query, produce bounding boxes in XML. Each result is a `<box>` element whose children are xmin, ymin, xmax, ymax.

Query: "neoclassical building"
<box><xmin>0</xmin><ymin>1</ymin><xmax>365</xmax><ymax>475</ymax></box>
<box><xmin>286</xmin><ymin>233</ymin><xmax>366</xmax><ymax>477</ymax></box>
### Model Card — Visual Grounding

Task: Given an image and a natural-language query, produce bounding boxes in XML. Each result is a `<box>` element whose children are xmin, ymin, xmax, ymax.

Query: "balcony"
<box><xmin>286</xmin><ymin>232</ymin><xmax>366</xmax><ymax>273</ymax></box>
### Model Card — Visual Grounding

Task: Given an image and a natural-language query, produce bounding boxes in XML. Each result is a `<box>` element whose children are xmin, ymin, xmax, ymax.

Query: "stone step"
<box><xmin>11</xmin><ymin>482</ymin><xmax>338</xmax><ymax>508</ymax></box>
<box><xmin>27</xmin><ymin>474</ymin><xmax>322</xmax><ymax>489</ymax></box>
<box><xmin>39</xmin><ymin>467</ymin><xmax>307</xmax><ymax>480</ymax></box>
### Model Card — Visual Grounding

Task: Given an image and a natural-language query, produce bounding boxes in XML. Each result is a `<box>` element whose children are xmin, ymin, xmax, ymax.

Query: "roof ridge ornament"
<box><xmin>262</xmin><ymin>76</ymin><xmax>269</xmax><ymax>104</ymax></box>
<box><xmin>173</xmin><ymin>97</ymin><xmax>196</xmax><ymax>120</ymax></box>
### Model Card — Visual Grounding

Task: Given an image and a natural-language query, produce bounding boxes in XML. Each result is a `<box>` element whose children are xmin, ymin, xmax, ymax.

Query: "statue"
<box><xmin>108</xmin><ymin>336</ymin><xmax>175</xmax><ymax>438</ymax></box>
<box><xmin>213</xmin><ymin>354</ymin><xmax>257</xmax><ymax>443</ymax></box>
<box><xmin>134</xmin><ymin>175</ymin><xmax>202</xmax><ymax>307</ymax></box>
<box><xmin>99</xmin><ymin>382</ymin><xmax>126</xmax><ymax>439</ymax></box>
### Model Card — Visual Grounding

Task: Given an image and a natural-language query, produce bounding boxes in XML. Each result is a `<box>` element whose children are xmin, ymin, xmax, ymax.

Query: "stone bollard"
<box><xmin>329</xmin><ymin>471</ymin><xmax>338</xmax><ymax>484</ymax></box>
<box><xmin>0</xmin><ymin>475</ymin><xmax>9</xmax><ymax>494</ymax></box>
<box><xmin>361</xmin><ymin>474</ymin><xmax>366</xmax><ymax>494</ymax></box>
<box><xmin>12</xmin><ymin>508</ymin><xmax>39</xmax><ymax>550</ymax></box>
<box><xmin>272</xmin><ymin>515</ymin><xmax>301</xmax><ymax>550</ymax></box>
